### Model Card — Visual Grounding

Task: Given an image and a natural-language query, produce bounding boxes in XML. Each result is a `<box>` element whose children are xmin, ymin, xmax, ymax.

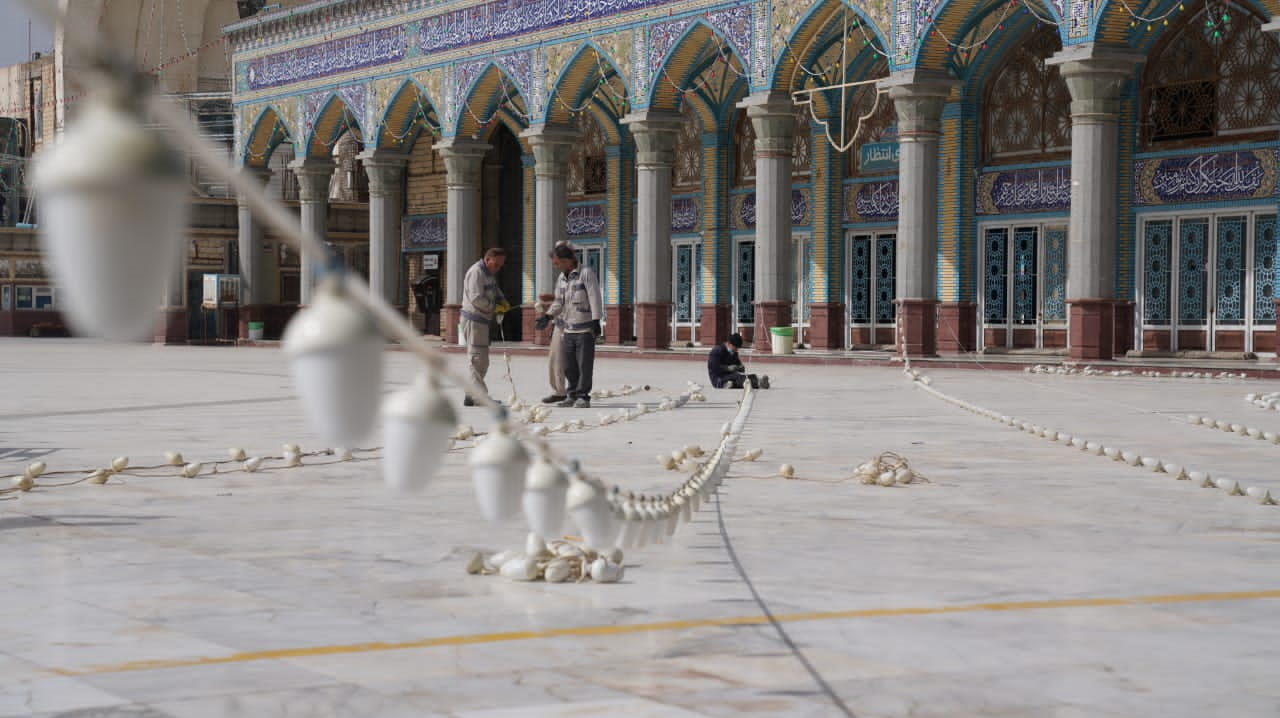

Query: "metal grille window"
<box><xmin>674</xmin><ymin>103</ymin><xmax>703</xmax><ymax>190</ymax></box>
<box><xmin>1142</xmin><ymin>1</ymin><xmax>1280</xmax><ymax>146</ymax></box>
<box><xmin>568</xmin><ymin>113</ymin><xmax>607</xmax><ymax>197</ymax></box>
<box><xmin>736</xmin><ymin>240</ymin><xmax>755</xmax><ymax>324</ymax></box>
<box><xmin>983</xmin><ymin>25</ymin><xmax>1069</xmax><ymax>163</ymax></box>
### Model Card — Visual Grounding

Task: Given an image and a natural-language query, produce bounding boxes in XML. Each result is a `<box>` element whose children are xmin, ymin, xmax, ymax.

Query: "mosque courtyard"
<box><xmin>0</xmin><ymin>338</ymin><xmax>1277</xmax><ymax>717</ymax></box>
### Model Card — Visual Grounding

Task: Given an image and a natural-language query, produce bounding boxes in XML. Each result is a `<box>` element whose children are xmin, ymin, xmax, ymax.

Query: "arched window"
<box><xmin>982</xmin><ymin>25</ymin><xmax>1069</xmax><ymax>164</ymax></box>
<box><xmin>843</xmin><ymin>59</ymin><xmax>898</xmax><ymax>177</ymax></box>
<box><xmin>567</xmin><ymin>112</ymin><xmax>607</xmax><ymax>197</ymax></box>
<box><xmin>674</xmin><ymin>102</ymin><xmax>703</xmax><ymax>190</ymax></box>
<box><xmin>1142</xmin><ymin>0</ymin><xmax>1280</xmax><ymax>147</ymax></box>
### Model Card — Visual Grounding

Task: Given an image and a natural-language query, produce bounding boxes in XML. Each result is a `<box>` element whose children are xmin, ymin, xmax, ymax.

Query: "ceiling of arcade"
<box><xmin>229</xmin><ymin>0</ymin><xmax>1280</xmax><ymax>166</ymax></box>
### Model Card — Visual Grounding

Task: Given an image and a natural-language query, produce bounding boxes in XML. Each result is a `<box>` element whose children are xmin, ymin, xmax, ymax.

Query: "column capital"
<box><xmin>435</xmin><ymin>137</ymin><xmax>490</xmax><ymax>190</ymax></box>
<box><xmin>880</xmin><ymin>71</ymin><xmax>958</xmax><ymax>136</ymax></box>
<box><xmin>357</xmin><ymin>150</ymin><xmax>408</xmax><ymax>197</ymax></box>
<box><xmin>236</xmin><ymin>166</ymin><xmax>272</xmax><ymax>207</ymax></box>
<box><xmin>288</xmin><ymin>158</ymin><xmax>336</xmax><ymax>203</ymax></box>
<box><xmin>622</xmin><ymin>110</ymin><xmax>681</xmax><ymax>168</ymax></box>
<box><xmin>738</xmin><ymin>91</ymin><xmax>795</xmax><ymax>156</ymax></box>
<box><xmin>1046</xmin><ymin>44</ymin><xmax>1141</xmax><ymax>119</ymax></box>
<box><xmin>521</xmin><ymin>124</ymin><xmax>578</xmax><ymax>179</ymax></box>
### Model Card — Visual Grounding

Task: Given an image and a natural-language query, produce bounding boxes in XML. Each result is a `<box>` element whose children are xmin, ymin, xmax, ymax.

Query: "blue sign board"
<box><xmin>860</xmin><ymin>142</ymin><xmax>899</xmax><ymax>174</ymax></box>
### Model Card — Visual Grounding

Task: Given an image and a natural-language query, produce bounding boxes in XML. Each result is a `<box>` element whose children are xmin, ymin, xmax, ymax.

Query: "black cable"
<box><xmin>713</xmin><ymin>491</ymin><xmax>859</xmax><ymax>718</ymax></box>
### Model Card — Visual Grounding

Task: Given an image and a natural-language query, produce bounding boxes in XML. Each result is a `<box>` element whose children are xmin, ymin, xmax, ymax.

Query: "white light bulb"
<box><xmin>468</xmin><ymin>424</ymin><xmax>530</xmax><ymax>521</ymax></box>
<box><xmin>381</xmin><ymin>373</ymin><xmax>456</xmax><ymax>494</ymax></box>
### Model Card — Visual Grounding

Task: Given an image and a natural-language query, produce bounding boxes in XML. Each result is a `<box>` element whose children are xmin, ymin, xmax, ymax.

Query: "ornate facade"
<box><xmin>221</xmin><ymin>0</ymin><xmax>1280</xmax><ymax>359</ymax></box>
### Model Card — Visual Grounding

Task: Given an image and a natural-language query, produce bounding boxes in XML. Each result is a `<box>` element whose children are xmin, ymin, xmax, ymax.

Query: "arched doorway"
<box><xmin>481</xmin><ymin>125</ymin><xmax>525</xmax><ymax>341</ymax></box>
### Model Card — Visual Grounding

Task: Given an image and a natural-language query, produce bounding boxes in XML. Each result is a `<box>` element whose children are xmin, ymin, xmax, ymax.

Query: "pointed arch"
<box><xmin>546</xmin><ymin>42</ymin><xmax>630</xmax><ymax>128</ymax></box>
<box><xmin>374</xmin><ymin>78</ymin><xmax>442</xmax><ymax>153</ymax></box>
<box><xmin>647</xmin><ymin>20</ymin><xmax>748</xmax><ymax>112</ymax></box>
<box><xmin>241</xmin><ymin>105</ymin><xmax>293</xmax><ymax>168</ymax></box>
<box><xmin>302</xmin><ymin>94</ymin><xmax>363</xmax><ymax>160</ymax></box>
<box><xmin>944</xmin><ymin>2</ymin><xmax>1049</xmax><ymax>79</ymax></box>
<box><xmin>913</xmin><ymin>0</ymin><xmax>1063</xmax><ymax>72</ymax></box>
<box><xmin>773</xmin><ymin>0</ymin><xmax>890</xmax><ymax>94</ymax></box>
<box><xmin>455</xmin><ymin>63</ymin><xmax>529</xmax><ymax>139</ymax></box>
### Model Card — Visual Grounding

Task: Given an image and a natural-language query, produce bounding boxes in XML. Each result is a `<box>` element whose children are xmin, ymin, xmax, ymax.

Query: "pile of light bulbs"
<box><xmin>853</xmin><ymin>452</ymin><xmax>928</xmax><ymax>487</ymax></box>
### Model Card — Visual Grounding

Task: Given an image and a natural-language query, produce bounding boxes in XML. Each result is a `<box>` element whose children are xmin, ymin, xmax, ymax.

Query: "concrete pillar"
<box><xmin>882</xmin><ymin>72</ymin><xmax>957</xmax><ymax>357</ymax></box>
<box><xmin>289</xmin><ymin>158</ymin><xmax>336</xmax><ymax>306</ymax></box>
<box><xmin>236</xmin><ymin>166</ymin><xmax>272</xmax><ymax>339</ymax></box>
<box><xmin>740</xmin><ymin>91</ymin><xmax>795</xmax><ymax>352</ymax></box>
<box><xmin>359</xmin><ymin>151</ymin><xmax>408</xmax><ymax>311</ymax></box>
<box><xmin>521</xmin><ymin>125</ymin><xmax>577</xmax><ymax>345</ymax></box>
<box><xmin>435</xmin><ymin>138</ymin><xmax>490</xmax><ymax>345</ymax></box>
<box><xmin>622</xmin><ymin>110</ymin><xmax>681</xmax><ymax>350</ymax></box>
<box><xmin>1047</xmin><ymin>45</ymin><xmax>1140</xmax><ymax>361</ymax></box>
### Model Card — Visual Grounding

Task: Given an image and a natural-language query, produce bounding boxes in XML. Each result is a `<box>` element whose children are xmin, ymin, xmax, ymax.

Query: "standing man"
<box><xmin>461</xmin><ymin>247</ymin><xmax>509</xmax><ymax>406</ymax></box>
<box><xmin>537</xmin><ymin>244</ymin><xmax>602</xmax><ymax>408</ymax></box>
<box><xmin>707</xmin><ymin>333</ymin><xmax>769</xmax><ymax>390</ymax></box>
<box><xmin>540</xmin><ymin>240</ymin><xmax>574</xmax><ymax>404</ymax></box>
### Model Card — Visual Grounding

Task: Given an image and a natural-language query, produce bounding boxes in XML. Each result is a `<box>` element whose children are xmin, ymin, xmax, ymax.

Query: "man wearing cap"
<box><xmin>707</xmin><ymin>333</ymin><xmax>769</xmax><ymax>390</ymax></box>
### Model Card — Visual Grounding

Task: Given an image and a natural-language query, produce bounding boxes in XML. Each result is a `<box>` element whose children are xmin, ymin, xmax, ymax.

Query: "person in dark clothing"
<box><xmin>707</xmin><ymin>333</ymin><xmax>769</xmax><ymax>390</ymax></box>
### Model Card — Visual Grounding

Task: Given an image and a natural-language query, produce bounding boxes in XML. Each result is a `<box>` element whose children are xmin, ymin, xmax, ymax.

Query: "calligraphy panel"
<box><xmin>976</xmin><ymin>166</ymin><xmax>1071</xmax><ymax>215</ymax></box>
<box><xmin>1134</xmin><ymin>150</ymin><xmax>1280</xmax><ymax>206</ymax></box>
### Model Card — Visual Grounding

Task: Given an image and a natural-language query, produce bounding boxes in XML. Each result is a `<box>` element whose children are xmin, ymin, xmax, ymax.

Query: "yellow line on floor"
<box><xmin>53</xmin><ymin>588</ymin><xmax>1280</xmax><ymax>677</ymax></box>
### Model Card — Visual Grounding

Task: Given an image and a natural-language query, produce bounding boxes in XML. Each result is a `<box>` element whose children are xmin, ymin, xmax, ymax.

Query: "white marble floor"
<box><xmin>1</xmin><ymin>339</ymin><xmax>1278</xmax><ymax>717</ymax></box>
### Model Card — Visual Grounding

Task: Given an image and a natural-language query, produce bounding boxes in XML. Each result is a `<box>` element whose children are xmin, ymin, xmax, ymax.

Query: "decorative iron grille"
<box><xmin>568</xmin><ymin>112</ymin><xmax>607</xmax><ymax>196</ymax></box>
<box><xmin>733</xmin><ymin>109</ymin><xmax>755</xmax><ymax>186</ymax></box>
<box><xmin>1142</xmin><ymin>1</ymin><xmax>1280</xmax><ymax>146</ymax></box>
<box><xmin>674</xmin><ymin>103</ymin><xmax>703</xmax><ymax>189</ymax></box>
<box><xmin>983</xmin><ymin>25</ymin><xmax>1069</xmax><ymax>164</ymax></box>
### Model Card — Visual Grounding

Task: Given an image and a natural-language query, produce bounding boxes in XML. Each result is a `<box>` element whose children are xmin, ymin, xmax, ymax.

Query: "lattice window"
<box><xmin>568</xmin><ymin>113</ymin><xmax>607</xmax><ymax>197</ymax></box>
<box><xmin>674</xmin><ymin>103</ymin><xmax>703</xmax><ymax>190</ymax></box>
<box><xmin>733</xmin><ymin>109</ymin><xmax>755</xmax><ymax>186</ymax></box>
<box><xmin>982</xmin><ymin>25</ymin><xmax>1069</xmax><ymax>164</ymax></box>
<box><xmin>844</xmin><ymin>59</ymin><xmax>898</xmax><ymax>177</ymax></box>
<box><xmin>1143</xmin><ymin>0</ymin><xmax>1280</xmax><ymax>146</ymax></box>
<box><xmin>792</xmin><ymin>105</ymin><xmax>811</xmax><ymax>177</ymax></box>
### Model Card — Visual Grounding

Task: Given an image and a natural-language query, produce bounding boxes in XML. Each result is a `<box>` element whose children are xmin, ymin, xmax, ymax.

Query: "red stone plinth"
<box><xmin>634</xmin><ymin>302</ymin><xmax>671</xmax><ymax>349</ymax></box>
<box><xmin>1068</xmin><ymin>299</ymin><xmax>1115</xmax><ymax>361</ymax></box>
<box><xmin>938</xmin><ymin>302</ymin><xmax>977</xmax><ymax>353</ymax></box>
<box><xmin>895</xmin><ymin>299</ymin><xmax>937</xmax><ymax>357</ymax></box>
<box><xmin>443</xmin><ymin>304</ymin><xmax>461</xmax><ymax>346</ymax></box>
<box><xmin>807</xmin><ymin>303</ymin><xmax>845</xmax><ymax>350</ymax></box>
<box><xmin>698</xmin><ymin>304</ymin><xmax>733</xmax><ymax>346</ymax></box>
<box><xmin>606</xmin><ymin>305</ymin><xmax>633</xmax><ymax>344</ymax></box>
<box><xmin>752</xmin><ymin>301</ymin><xmax>791</xmax><ymax>353</ymax></box>
<box><xmin>154</xmin><ymin>308</ymin><xmax>188</xmax><ymax>345</ymax></box>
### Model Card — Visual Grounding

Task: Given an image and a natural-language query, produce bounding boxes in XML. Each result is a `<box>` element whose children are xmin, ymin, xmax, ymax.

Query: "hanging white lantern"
<box><xmin>33</xmin><ymin>91</ymin><xmax>190</xmax><ymax>341</ymax></box>
<box><xmin>522</xmin><ymin>457</ymin><xmax>569</xmax><ymax>538</ymax></box>
<box><xmin>282</xmin><ymin>279</ymin><xmax>384</xmax><ymax>446</ymax></box>
<box><xmin>381</xmin><ymin>373</ymin><xmax>457</xmax><ymax>493</ymax></box>
<box><xmin>566</xmin><ymin>474</ymin><xmax>619</xmax><ymax>551</ymax></box>
<box><xmin>468</xmin><ymin>422</ymin><xmax>530</xmax><ymax>521</ymax></box>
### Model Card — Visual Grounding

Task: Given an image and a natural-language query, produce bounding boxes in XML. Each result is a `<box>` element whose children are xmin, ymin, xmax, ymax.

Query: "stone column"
<box><xmin>289</xmin><ymin>158</ymin><xmax>336</xmax><ymax>307</ymax></box>
<box><xmin>700</xmin><ymin>130</ymin><xmax>733</xmax><ymax>345</ymax></box>
<box><xmin>622</xmin><ymin>110</ymin><xmax>681</xmax><ymax>350</ymax></box>
<box><xmin>739</xmin><ymin>92</ymin><xmax>795</xmax><ymax>353</ymax></box>
<box><xmin>521</xmin><ymin>125</ymin><xmax>577</xmax><ymax>345</ymax></box>
<box><xmin>236</xmin><ymin>166</ymin><xmax>272</xmax><ymax>339</ymax></box>
<box><xmin>359</xmin><ymin>151</ymin><xmax>408</xmax><ymax>312</ymax></box>
<box><xmin>1047</xmin><ymin>46</ymin><xmax>1139</xmax><ymax>361</ymax></box>
<box><xmin>882</xmin><ymin>72</ymin><xmax>956</xmax><ymax>357</ymax></box>
<box><xmin>435</xmin><ymin>138</ymin><xmax>490</xmax><ymax>345</ymax></box>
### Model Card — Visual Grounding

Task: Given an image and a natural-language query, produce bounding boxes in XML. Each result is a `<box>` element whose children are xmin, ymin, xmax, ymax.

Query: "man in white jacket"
<box><xmin>460</xmin><ymin>247</ymin><xmax>508</xmax><ymax>406</ymax></box>
<box><xmin>536</xmin><ymin>244</ymin><xmax>602</xmax><ymax>408</ymax></box>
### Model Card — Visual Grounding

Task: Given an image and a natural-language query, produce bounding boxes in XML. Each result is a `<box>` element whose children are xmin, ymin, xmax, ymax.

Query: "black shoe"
<box><xmin>747</xmin><ymin>373</ymin><xmax>760</xmax><ymax>389</ymax></box>
<box><xmin>556</xmin><ymin>397</ymin><xmax>576</xmax><ymax>408</ymax></box>
<box><xmin>542</xmin><ymin>394</ymin><xmax>567</xmax><ymax>404</ymax></box>
<box><xmin>573</xmin><ymin>397</ymin><xmax>590</xmax><ymax>408</ymax></box>
<box><xmin>760</xmin><ymin>375</ymin><xmax>770</xmax><ymax>390</ymax></box>
<box><xmin>463</xmin><ymin>396</ymin><xmax>477</xmax><ymax>407</ymax></box>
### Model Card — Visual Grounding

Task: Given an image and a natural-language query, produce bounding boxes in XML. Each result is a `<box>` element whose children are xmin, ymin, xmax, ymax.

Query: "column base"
<box><xmin>753</xmin><ymin>301</ymin><xmax>792</xmax><ymax>353</ymax></box>
<box><xmin>1068</xmin><ymin>299</ymin><xmax>1115</xmax><ymax>361</ymax></box>
<box><xmin>443</xmin><ymin>304</ymin><xmax>461</xmax><ymax>346</ymax></box>
<box><xmin>938</xmin><ymin>302</ymin><xmax>977</xmax><ymax>353</ymax></box>
<box><xmin>606</xmin><ymin>305</ymin><xmax>634</xmax><ymax>344</ymax></box>
<box><xmin>698</xmin><ymin>304</ymin><xmax>733</xmax><ymax>346</ymax></box>
<box><xmin>895</xmin><ymin>299</ymin><xmax>938</xmax><ymax>358</ymax></box>
<box><xmin>807</xmin><ymin>303</ymin><xmax>845</xmax><ymax>350</ymax></box>
<box><xmin>154</xmin><ymin>308</ymin><xmax>189</xmax><ymax>345</ymax></box>
<box><xmin>635</xmin><ymin>302</ymin><xmax>671</xmax><ymax>350</ymax></box>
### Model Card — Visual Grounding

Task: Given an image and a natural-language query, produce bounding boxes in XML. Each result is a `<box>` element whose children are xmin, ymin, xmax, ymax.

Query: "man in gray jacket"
<box><xmin>460</xmin><ymin>247</ymin><xmax>508</xmax><ymax>406</ymax></box>
<box><xmin>536</xmin><ymin>244</ymin><xmax>602</xmax><ymax>408</ymax></box>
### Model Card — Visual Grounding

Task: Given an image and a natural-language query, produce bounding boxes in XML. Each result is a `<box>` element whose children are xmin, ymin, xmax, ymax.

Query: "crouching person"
<box><xmin>707</xmin><ymin>333</ymin><xmax>769</xmax><ymax>390</ymax></box>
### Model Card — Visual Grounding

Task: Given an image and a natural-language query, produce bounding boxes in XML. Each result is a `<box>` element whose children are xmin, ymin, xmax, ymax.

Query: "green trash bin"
<box><xmin>769</xmin><ymin>326</ymin><xmax>795</xmax><ymax>355</ymax></box>
<box><xmin>247</xmin><ymin>321</ymin><xmax>265</xmax><ymax>341</ymax></box>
